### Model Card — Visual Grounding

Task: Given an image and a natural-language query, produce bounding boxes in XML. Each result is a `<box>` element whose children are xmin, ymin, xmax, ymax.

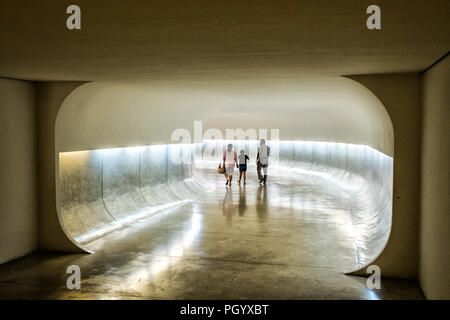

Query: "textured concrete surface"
<box><xmin>1</xmin><ymin>1</ymin><xmax>449</xmax><ymax>81</ymax></box>
<box><xmin>0</xmin><ymin>167</ymin><xmax>421</xmax><ymax>299</ymax></box>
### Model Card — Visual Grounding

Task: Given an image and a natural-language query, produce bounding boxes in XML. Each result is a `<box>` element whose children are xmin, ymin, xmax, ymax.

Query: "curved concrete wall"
<box><xmin>52</xmin><ymin>77</ymin><xmax>402</xmax><ymax>275</ymax></box>
<box><xmin>199</xmin><ymin>140</ymin><xmax>393</xmax><ymax>271</ymax></box>
<box><xmin>59</xmin><ymin>139</ymin><xmax>392</xmax><ymax>271</ymax></box>
<box><xmin>36</xmin><ymin>74</ymin><xmax>427</xmax><ymax>281</ymax></box>
<box><xmin>348</xmin><ymin>74</ymin><xmax>422</xmax><ymax>279</ymax></box>
<box><xmin>55</xmin><ymin>78</ymin><xmax>394</xmax><ymax>156</ymax></box>
<box><xmin>58</xmin><ymin>144</ymin><xmax>211</xmax><ymax>246</ymax></box>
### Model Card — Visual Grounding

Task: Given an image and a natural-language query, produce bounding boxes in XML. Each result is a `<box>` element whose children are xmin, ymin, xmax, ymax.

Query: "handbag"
<box><xmin>218</xmin><ymin>163</ymin><xmax>225</xmax><ymax>174</ymax></box>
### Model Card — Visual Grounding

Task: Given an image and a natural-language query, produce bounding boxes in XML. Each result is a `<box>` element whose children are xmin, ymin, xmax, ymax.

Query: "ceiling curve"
<box><xmin>56</xmin><ymin>77</ymin><xmax>394</xmax><ymax>156</ymax></box>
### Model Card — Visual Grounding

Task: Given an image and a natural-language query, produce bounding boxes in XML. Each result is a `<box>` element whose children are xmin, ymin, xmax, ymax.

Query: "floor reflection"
<box><xmin>238</xmin><ymin>185</ymin><xmax>247</xmax><ymax>216</ymax></box>
<box><xmin>0</xmin><ymin>167</ymin><xmax>422</xmax><ymax>300</ymax></box>
<box><xmin>221</xmin><ymin>188</ymin><xmax>235</xmax><ymax>220</ymax></box>
<box><xmin>256</xmin><ymin>185</ymin><xmax>268</xmax><ymax>220</ymax></box>
<box><xmin>110</xmin><ymin>210</ymin><xmax>204</xmax><ymax>294</ymax></box>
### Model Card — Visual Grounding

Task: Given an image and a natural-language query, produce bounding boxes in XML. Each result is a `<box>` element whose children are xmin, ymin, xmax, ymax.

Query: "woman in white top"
<box><xmin>222</xmin><ymin>144</ymin><xmax>238</xmax><ymax>186</ymax></box>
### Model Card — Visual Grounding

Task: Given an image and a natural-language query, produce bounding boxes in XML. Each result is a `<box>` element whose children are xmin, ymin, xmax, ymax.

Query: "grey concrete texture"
<box><xmin>1</xmin><ymin>1</ymin><xmax>449</xmax><ymax>81</ymax></box>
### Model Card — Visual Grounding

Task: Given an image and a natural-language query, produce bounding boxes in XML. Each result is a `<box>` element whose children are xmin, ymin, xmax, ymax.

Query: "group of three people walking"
<box><xmin>221</xmin><ymin>139</ymin><xmax>270</xmax><ymax>186</ymax></box>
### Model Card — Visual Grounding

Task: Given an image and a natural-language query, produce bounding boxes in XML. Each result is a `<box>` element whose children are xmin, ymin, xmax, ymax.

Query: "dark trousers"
<box><xmin>257</xmin><ymin>162</ymin><xmax>268</xmax><ymax>181</ymax></box>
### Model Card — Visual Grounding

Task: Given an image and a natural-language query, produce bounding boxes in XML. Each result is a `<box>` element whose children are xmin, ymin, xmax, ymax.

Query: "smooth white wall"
<box><xmin>0</xmin><ymin>78</ymin><xmax>38</xmax><ymax>264</ymax></box>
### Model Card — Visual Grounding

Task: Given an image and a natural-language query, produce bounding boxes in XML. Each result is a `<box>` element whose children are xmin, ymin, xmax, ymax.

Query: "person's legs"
<box><xmin>263</xmin><ymin>165</ymin><xmax>268</xmax><ymax>184</ymax></box>
<box><xmin>243</xmin><ymin>170</ymin><xmax>246</xmax><ymax>184</ymax></box>
<box><xmin>238</xmin><ymin>170</ymin><xmax>242</xmax><ymax>184</ymax></box>
<box><xmin>257</xmin><ymin>162</ymin><xmax>262</xmax><ymax>182</ymax></box>
<box><xmin>226</xmin><ymin>166</ymin><xmax>234</xmax><ymax>185</ymax></box>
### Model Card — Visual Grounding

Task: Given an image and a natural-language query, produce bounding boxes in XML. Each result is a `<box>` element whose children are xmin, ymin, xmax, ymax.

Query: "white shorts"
<box><xmin>225</xmin><ymin>166</ymin><xmax>234</xmax><ymax>176</ymax></box>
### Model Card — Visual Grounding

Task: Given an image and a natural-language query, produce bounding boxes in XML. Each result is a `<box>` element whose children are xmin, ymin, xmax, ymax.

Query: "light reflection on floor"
<box><xmin>0</xmin><ymin>167</ymin><xmax>422</xmax><ymax>299</ymax></box>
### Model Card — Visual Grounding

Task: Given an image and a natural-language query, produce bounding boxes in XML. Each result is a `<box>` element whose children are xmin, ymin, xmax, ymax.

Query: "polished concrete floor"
<box><xmin>0</xmin><ymin>168</ymin><xmax>423</xmax><ymax>299</ymax></box>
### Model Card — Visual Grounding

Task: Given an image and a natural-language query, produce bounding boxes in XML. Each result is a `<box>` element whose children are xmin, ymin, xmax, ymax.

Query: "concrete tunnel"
<box><xmin>1</xmin><ymin>0</ymin><xmax>448</xmax><ymax>302</ymax></box>
<box><xmin>54</xmin><ymin>77</ymin><xmax>394</xmax><ymax>274</ymax></box>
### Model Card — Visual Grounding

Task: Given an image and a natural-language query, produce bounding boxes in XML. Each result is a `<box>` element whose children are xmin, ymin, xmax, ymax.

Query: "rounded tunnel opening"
<box><xmin>55</xmin><ymin>77</ymin><xmax>394</xmax><ymax>274</ymax></box>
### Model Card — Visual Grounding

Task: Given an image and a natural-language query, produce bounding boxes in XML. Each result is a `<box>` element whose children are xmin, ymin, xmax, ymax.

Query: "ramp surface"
<box><xmin>58</xmin><ymin>141</ymin><xmax>392</xmax><ymax>271</ymax></box>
